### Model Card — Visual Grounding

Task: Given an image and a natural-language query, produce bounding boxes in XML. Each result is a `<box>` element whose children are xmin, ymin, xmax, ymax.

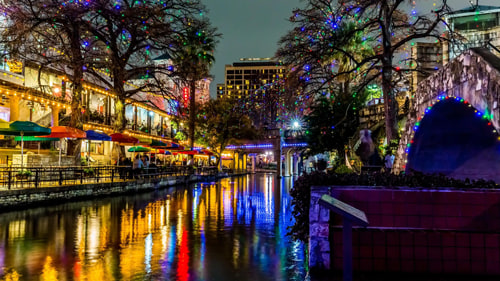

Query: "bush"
<box><xmin>334</xmin><ymin>164</ymin><xmax>352</xmax><ymax>174</ymax></box>
<box><xmin>289</xmin><ymin>170</ymin><xmax>499</xmax><ymax>242</ymax></box>
<box><xmin>16</xmin><ymin>169</ymin><xmax>32</xmax><ymax>177</ymax></box>
<box><xmin>83</xmin><ymin>167</ymin><xmax>95</xmax><ymax>176</ymax></box>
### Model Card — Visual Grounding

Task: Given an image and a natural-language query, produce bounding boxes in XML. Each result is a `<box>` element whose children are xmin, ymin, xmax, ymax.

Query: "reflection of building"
<box><xmin>445</xmin><ymin>5</ymin><xmax>500</xmax><ymax>62</ymax></box>
<box><xmin>217</xmin><ymin>58</ymin><xmax>286</xmax><ymax>128</ymax></box>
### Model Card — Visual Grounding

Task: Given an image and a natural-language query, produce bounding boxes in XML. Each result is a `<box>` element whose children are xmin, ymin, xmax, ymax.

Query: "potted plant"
<box><xmin>83</xmin><ymin>167</ymin><xmax>95</xmax><ymax>177</ymax></box>
<box><xmin>16</xmin><ymin>169</ymin><xmax>32</xmax><ymax>180</ymax></box>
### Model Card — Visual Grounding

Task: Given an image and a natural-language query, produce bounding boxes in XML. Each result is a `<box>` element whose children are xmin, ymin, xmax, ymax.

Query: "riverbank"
<box><xmin>0</xmin><ymin>171</ymin><xmax>249</xmax><ymax>211</ymax></box>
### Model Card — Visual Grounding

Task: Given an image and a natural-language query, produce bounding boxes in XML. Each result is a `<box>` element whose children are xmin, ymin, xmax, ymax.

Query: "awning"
<box><xmin>111</xmin><ymin>133</ymin><xmax>139</xmax><ymax>144</ymax></box>
<box><xmin>41</xmin><ymin>126</ymin><xmax>86</xmax><ymax>139</ymax></box>
<box><xmin>85</xmin><ymin>130</ymin><xmax>112</xmax><ymax>141</ymax></box>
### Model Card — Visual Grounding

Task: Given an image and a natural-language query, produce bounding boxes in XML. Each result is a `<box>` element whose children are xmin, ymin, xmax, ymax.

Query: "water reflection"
<box><xmin>0</xmin><ymin>174</ymin><xmax>306</xmax><ymax>281</ymax></box>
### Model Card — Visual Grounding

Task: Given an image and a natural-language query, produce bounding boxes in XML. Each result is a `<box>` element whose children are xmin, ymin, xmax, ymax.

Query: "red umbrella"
<box><xmin>110</xmin><ymin>133</ymin><xmax>139</xmax><ymax>144</ymax></box>
<box><xmin>201</xmin><ymin>149</ymin><xmax>214</xmax><ymax>156</ymax></box>
<box><xmin>42</xmin><ymin>126</ymin><xmax>86</xmax><ymax>139</ymax></box>
<box><xmin>178</xmin><ymin>150</ymin><xmax>201</xmax><ymax>155</ymax></box>
<box><xmin>40</xmin><ymin>126</ymin><xmax>86</xmax><ymax>166</ymax></box>
<box><xmin>110</xmin><ymin>133</ymin><xmax>139</xmax><ymax>166</ymax></box>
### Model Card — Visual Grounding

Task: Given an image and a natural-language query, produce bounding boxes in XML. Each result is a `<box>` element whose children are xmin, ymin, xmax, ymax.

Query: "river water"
<box><xmin>0</xmin><ymin>174</ymin><xmax>308</xmax><ymax>281</ymax></box>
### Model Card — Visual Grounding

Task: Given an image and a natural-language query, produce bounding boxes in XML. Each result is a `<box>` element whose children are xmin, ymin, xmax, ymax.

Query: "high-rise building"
<box><xmin>216</xmin><ymin>84</ymin><xmax>226</xmax><ymax>99</ymax></box>
<box><xmin>218</xmin><ymin>58</ymin><xmax>286</xmax><ymax>128</ymax></box>
<box><xmin>445</xmin><ymin>5</ymin><xmax>500</xmax><ymax>62</ymax></box>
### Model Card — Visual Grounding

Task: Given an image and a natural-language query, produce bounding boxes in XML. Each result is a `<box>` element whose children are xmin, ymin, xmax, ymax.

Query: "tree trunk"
<box><xmin>67</xmin><ymin>80</ymin><xmax>83</xmax><ymax>164</ymax></box>
<box><xmin>114</xmin><ymin>97</ymin><xmax>127</xmax><ymax>132</ymax></box>
<box><xmin>188</xmin><ymin>79</ymin><xmax>196</xmax><ymax>154</ymax></box>
<box><xmin>336</xmin><ymin>144</ymin><xmax>346</xmax><ymax>162</ymax></box>
<box><xmin>218</xmin><ymin>143</ymin><xmax>224</xmax><ymax>172</ymax></box>
<box><xmin>67</xmin><ymin>25</ymin><xmax>84</xmax><ymax>164</ymax></box>
<box><xmin>381</xmin><ymin>3</ymin><xmax>398</xmax><ymax>144</ymax></box>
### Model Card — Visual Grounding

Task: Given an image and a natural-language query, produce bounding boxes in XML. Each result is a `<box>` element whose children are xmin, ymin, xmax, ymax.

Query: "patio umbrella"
<box><xmin>111</xmin><ymin>133</ymin><xmax>138</xmax><ymax>144</ymax></box>
<box><xmin>85</xmin><ymin>130</ymin><xmax>111</xmax><ymax>141</ymax></box>
<box><xmin>41</xmin><ymin>126</ymin><xmax>86</xmax><ymax>166</ymax></box>
<box><xmin>166</xmin><ymin>143</ymin><xmax>185</xmax><ymax>150</ymax></box>
<box><xmin>201</xmin><ymin>149</ymin><xmax>214</xmax><ymax>156</ymax></box>
<box><xmin>14</xmin><ymin>136</ymin><xmax>59</xmax><ymax>141</ymax></box>
<box><xmin>85</xmin><ymin>130</ymin><xmax>112</xmax><ymax>164</ymax></box>
<box><xmin>177</xmin><ymin>150</ymin><xmax>200</xmax><ymax>155</ymax></box>
<box><xmin>111</xmin><ymin>133</ymin><xmax>139</xmax><ymax>165</ymax></box>
<box><xmin>168</xmin><ymin>142</ymin><xmax>180</xmax><ymax>148</ymax></box>
<box><xmin>0</xmin><ymin>121</ymin><xmax>51</xmax><ymax>170</ymax></box>
<box><xmin>151</xmin><ymin>139</ymin><xmax>168</xmax><ymax>147</ymax></box>
<box><xmin>127</xmin><ymin>146</ymin><xmax>150</xmax><ymax>152</ymax></box>
<box><xmin>14</xmin><ymin>136</ymin><xmax>60</xmax><ymax>154</ymax></box>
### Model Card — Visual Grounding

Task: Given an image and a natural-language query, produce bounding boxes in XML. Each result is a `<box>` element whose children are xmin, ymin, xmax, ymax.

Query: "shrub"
<box><xmin>83</xmin><ymin>167</ymin><xmax>95</xmax><ymax>176</ymax></box>
<box><xmin>16</xmin><ymin>169</ymin><xmax>32</xmax><ymax>177</ymax></box>
<box><xmin>334</xmin><ymin>164</ymin><xmax>352</xmax><ymax>174</ymax></box>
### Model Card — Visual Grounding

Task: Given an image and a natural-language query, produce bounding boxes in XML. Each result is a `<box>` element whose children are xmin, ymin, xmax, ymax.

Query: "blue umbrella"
<box><xmin>85</xmin><ymin>130</ymin><xmax>111</xmax><ymax>141</ymax></box>
<box><xmin>84</xmin><ymin>130</ymin><xmax>111</xmax><ymax>164</ymax></box>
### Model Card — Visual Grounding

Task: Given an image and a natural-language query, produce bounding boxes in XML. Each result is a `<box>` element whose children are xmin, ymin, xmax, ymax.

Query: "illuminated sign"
<box><xmin>182</xmin><ymin>87</ymin><xmax>189</xmax><ymax>107</ymax></box>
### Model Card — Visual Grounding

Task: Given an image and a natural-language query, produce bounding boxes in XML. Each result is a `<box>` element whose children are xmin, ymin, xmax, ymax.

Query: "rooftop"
<box><xmin>448</xmin><ymin>5</ymin><xmax>500</xmax><ymax>17</ymax></box>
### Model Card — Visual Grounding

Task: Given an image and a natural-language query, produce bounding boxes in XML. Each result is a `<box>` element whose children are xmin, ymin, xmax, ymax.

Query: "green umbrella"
<box><xmin>0</xmin><ymin>121</ymin><xmax>51</xmax><ymax>136</ymax></box>
<box><xmin>128</xmin><ymin>146</ymin><xmax>151</xmax><ymax>152</ymax></box>
<box><xmin>14</xmin><ymin>136</ymin><xmax>59</xmax><ymax>141</ymax></box>
<box><xmin>14</xmin><ymin>136</ymin><xmax>59</xmax><ymax>155</ymax></box>
<box><xmin>0</xmin><ymin>121</ymin><xmax>51</xmax><ymax>170</ymax></box>
<box><xmin>150</xmin><ymin>139</ymin><xmax>168</xmax><ymax>147</ymax></box>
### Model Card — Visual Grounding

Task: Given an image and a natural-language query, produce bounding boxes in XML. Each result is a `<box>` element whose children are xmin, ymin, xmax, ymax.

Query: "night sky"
<box><xmin>203</xmin><ymin>0</ymin><xmax>500</xmax><ymax>97</ymax></box>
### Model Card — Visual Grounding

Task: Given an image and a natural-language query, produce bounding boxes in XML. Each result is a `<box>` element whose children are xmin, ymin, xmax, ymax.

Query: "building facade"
<box><xmin>0</xmin><ymin>56</ymin><xmax>210</xmax><ymax>165</ymax></box>
<box><xmin>445</xmin><ymin>5</ymin><xmax>500</xmax><ymax>62</ymax></box>
<box><xmin>218</xmin><ymin>58</ymin><xmax>286</xmax><ymax>128</ymax></box>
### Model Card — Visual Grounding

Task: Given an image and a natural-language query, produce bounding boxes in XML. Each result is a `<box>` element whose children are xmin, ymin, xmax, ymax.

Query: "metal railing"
<box><xmin>0</xmin><ymin>165</ymin><xmax>228</xmax><ymax>190</ymax></box>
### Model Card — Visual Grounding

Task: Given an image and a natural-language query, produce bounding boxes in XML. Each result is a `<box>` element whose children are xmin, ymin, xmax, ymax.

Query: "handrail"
<box><xmin>0</xmin><ymin>165</ymin><xmax>237</xmax><ymax>190</ymax></box>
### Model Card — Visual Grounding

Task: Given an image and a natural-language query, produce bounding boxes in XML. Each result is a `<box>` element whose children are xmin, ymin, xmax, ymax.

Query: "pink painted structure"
<box><xmin>309</xmin><ymin>186</ymin><xmax>500</xmax><ymax>275</ymax></box>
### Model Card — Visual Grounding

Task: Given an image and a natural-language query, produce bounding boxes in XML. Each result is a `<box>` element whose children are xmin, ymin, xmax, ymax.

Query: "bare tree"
<box><xmin>0</xmin><ymin>0</ymin><xmax>98</xmax><ymax>157</ymax></box>
<box><xmin>83</xmin><ymin>0</ymin><xmax>212</xmax><ymax>131</ymax></box>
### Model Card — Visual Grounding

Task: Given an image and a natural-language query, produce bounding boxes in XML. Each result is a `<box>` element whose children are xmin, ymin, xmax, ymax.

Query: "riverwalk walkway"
<box><xmin>0</xmin><ymin>165</ymin><xmax>248</xmax><ymax>211</ymax></box>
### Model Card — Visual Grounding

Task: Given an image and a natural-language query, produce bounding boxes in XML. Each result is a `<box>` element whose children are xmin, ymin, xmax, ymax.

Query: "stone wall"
<box><xmin>0</xmin><ymin>176</ymin><xmax>186</xmax><ymax>210</ymax></box>
<box><xmin>395</xmin><ymin>48</ymin><xmax>500</xmax><ymax>174</ymax></box>
<box><xmin>309</xmin><ymin>186</ymin><xmax>500</xmax><ymax>275</ymax></box>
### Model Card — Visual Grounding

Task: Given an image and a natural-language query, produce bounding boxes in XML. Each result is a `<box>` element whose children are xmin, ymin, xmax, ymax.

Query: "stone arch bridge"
<box><xmin>394</xmin><ymin>48</ymin><xmax>500</xmax><ymax>182</ymax></box>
